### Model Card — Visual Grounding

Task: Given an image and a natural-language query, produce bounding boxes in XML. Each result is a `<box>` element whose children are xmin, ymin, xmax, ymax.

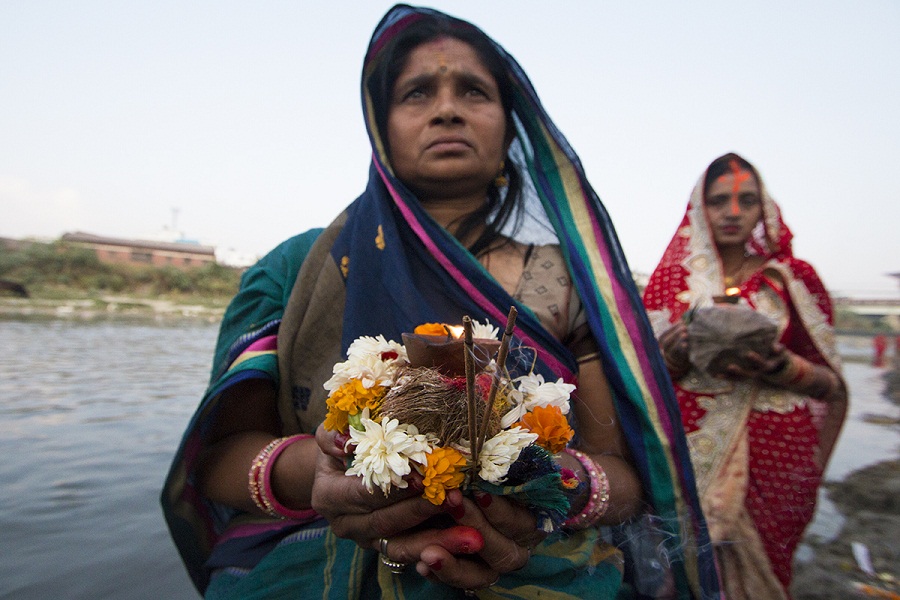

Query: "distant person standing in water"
<box><xmin>873</xmin><ymin>334</ymin><xmax>887</xmax><ymax>367</ymax></box>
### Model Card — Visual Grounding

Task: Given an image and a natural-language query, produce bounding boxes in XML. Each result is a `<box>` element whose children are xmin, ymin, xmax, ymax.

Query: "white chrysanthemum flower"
<box><xmin>500</xmin><ymin>373</ymin><xmax>575</xmax><ymax>428</ymax></box>
<box><xmin>324</xmin><ymin>341</ymin><xmax>407</xmax><ymax>392</ymax></box>
<box><xmin>346</xmin><ymin>409</ymin><xmax>433</xmax><ymax>494</ymax></box>
<box><xmin>347</xmin><ymin>335</ymin><xmax>408</xmax><ymax>363</ymax></box>
<box><xmin>471</xmin><ymin>320</ymin><xmax>500</xmax><ymax>341</ymax></box>
<box><xmin>478</xmin><ymin>426</ymin><xmax>538</xmax><ymax>484</ymax></box>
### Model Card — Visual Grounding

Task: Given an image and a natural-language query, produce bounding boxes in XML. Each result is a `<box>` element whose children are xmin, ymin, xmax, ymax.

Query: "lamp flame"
<box><xmin>446</xmin><ymin>325</ymin><xmax>464</xmax><ymax>339</ymax></box>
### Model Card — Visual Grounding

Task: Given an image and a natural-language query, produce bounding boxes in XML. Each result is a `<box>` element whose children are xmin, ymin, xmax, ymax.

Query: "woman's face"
<box><xmin>704</xmin><ymin>168</ymin><xmax>762</xmax><ymax>249</ymax></box>
<box><xmin>386</xmin><ymin>37</ymin><xmax>508</xmax><ymax>203</ymax></box>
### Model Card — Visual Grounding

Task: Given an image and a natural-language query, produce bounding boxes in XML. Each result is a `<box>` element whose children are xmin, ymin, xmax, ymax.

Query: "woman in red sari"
<box><xmin>643</xmin><ymin>153</ymin><xmax>848</xmax><ymax>598</ymax></box>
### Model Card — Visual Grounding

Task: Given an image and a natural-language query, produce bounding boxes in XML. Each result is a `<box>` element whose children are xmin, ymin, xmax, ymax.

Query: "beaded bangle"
<box><xmin>562</xmin><ymin>448</ymin><xmax>610</xmax><ymax>530</ymax></box>
<box><xmin>248</xmin><ymin>434</ymin><xmax>318</xmax><ymax>520</ymax></box>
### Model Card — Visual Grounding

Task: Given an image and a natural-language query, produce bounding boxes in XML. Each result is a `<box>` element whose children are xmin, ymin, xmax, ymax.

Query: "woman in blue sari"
<box><xmin>162</xmin><ymin>5</ymin><xmax>718</xmax><ymax>599</ymax></box>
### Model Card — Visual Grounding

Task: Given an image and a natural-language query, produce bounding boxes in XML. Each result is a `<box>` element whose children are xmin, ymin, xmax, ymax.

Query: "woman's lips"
<box><xmin>427</xmin><ymin>138</ymin><xmax>471</xmax><ymax>153</ymax></box>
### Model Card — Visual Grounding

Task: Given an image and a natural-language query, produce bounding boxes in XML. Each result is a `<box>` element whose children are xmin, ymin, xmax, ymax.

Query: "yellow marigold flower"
<box><xmin>323</xmin><ymin>379</ymin><xmax>386</xmax><ymax>432</ymax></box>
<box><xmin>323</xmin><ymin>406</ymin><xmax>349</xmax><ymax>432</ymax></box>
<box><xmin>413</xmin><ymin>322</ymin><xmax>451</xmax><ymax>337</ymax></box>
<box><xmin>517</xmin><ymin>404</ymin><xmax>573</xmax><ymax>454</ymax></box>
<box><xmin>421</xmin><ymin>446</ymin><xmax>467</xmax><ymax>505</ymax></box>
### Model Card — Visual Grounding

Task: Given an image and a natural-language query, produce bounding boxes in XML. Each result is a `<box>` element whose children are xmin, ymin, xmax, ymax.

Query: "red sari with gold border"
<box><xmin>642</xmin><ymin>154</ymin><xmax>846</xmax><ymax>599</ymax></box>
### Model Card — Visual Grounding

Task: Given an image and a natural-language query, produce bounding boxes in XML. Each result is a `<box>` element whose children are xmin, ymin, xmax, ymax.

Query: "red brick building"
<box><xmin>61</xmin><ymin>231</ymin><xmax>216</xmax><ymax>269</ymax></box>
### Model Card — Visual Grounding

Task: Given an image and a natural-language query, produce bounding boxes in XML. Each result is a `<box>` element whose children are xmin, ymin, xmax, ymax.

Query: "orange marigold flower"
<box><xmin>421</xmin><ymin>446</ymin><xmax>467</xmax><ymax>505</ymax></box>
<box><xmin>323</xmin><ymin>379</ymin><xmax>386</xmax><ymax>432</ymax></box>
<box><xmin>413</xmin><ymin>322</ymin><xmax>452</xmax><ymax>337</ymax></box>
<box><xmin>517</xmin><ymin>405</ymin><xmax>573</xmax><ymax>454</ymax></box>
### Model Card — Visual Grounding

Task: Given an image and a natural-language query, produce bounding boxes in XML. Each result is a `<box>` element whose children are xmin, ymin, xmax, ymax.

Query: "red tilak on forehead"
<box><xmin>728</xmin><ymin>159</ymin><xmax>751</xmax><ymax>196</ymax></box>
<box><xmin>430</xmin><ymin>37</ymin><xmax>450</xmax><ymax>71</ymax></box>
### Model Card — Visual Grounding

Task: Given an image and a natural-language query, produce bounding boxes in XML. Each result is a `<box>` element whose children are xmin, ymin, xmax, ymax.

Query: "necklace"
<box><xmin>722</xmin><ymin>253</ymin><xmax>750</xmax><ymax>288</ymax></box>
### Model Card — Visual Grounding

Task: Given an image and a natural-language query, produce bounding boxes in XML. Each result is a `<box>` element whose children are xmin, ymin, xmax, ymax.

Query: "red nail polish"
<box><xmin>428</xmin><ymin>559</ymin><xmax>443</xmax><ymax>571</ymax></box>
<box><xmin>475</xmin><ymin>493</ymin><xmax>492</xmax><ymax>508</ymax></box>
<box><xmin>334</xmin><ymin>432</ymin><xmax>351</xmax><ymax>452</ymax></box>
<box><xmin>448</xmin><ymin>503</ymin><xmax>465</xmax><ymax>520</ymax></box>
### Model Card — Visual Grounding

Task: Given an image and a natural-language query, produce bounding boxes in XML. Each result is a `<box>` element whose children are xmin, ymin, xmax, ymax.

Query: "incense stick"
<box><xmin>478</xmin><ymin>307</ymin><xmax>518</xmax><ymax>450</ymax></box>
<box><xmin>462</xmin><ymin>316</ymin><xmax>478</xmax><ymax>472</ymax></box>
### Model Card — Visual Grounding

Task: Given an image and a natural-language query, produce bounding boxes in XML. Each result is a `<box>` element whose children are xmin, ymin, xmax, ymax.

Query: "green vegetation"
<box><xmin>834</xmin><ymin>307</ymin><xmax>896</xmax><ymax>334</ymax></box>
<box><xmin>0</xmin><ymin>241</ymin><xmax>241</xmax><ymax>301</ymax></box>
<box><xmin>0</xmin><ymin>242</ymin><xmax>891</xmax><ymax>332</ymax></box>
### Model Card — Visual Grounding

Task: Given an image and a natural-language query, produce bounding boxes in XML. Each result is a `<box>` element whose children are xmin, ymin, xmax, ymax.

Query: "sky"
<box><xmin>2</xmin><ymin>1</ymin><xmax>898</xmax><ymax>298</ymax></box>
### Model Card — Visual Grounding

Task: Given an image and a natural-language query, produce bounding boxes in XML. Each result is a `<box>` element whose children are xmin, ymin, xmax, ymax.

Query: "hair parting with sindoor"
<box><xmin>366</xmin><ymin>12</ymin><xmax>525</xmax><ymax>257</ymax></box>
<box><xmin>703</xmin><ymin>152</ymin><xmax>760</xmax><ymax>197</ymax></box>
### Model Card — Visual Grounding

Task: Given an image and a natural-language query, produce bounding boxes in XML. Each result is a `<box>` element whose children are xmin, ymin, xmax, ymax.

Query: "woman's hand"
<box><xmin>659</xmin><ymin>322</ymin><xmax>690</xmax><ymax>376</ymax></box>
<box><xmin>311</xmin><ymin>424</ymin><xmax>448</xmax><ymax>548</ymax></box>
<box><xmin>411</xmin><ymin>492</ymin><xmax>542</xmax><ymax>590</ymax></box>
<box><xmin>722</xmin><ymin>343</ymin><xmax>790</xmax><ymax>381</ymax></box>
<box><xmin>312</xmin><ymin>425</ymin><xmax>539</xmax><ymax>590</ymax></box>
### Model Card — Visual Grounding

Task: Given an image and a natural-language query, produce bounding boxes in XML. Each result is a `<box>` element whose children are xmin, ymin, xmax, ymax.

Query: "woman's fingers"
<box><xmin>660</xmin><ymin>323</ymin><xmax>690</xmax><ymax>369</ymax></box>
<box><xmin>311</xmin><ymin>431</ymin><xmax>444</xmax><ymax>545</ymax></box>
<box><xmin>449</xmin><ymin>496</ymin><xmax>532</xmax><ymax>573</ymax></box>
<box><xmin>329</xmin><ymin>495</ymin><xmax>450</xmax><ymax>544</ymax></box>
<box><xmin>473</xmin><ymin>492</ymin><xmax>545</xmax><ymax>550</ymax></box>
<box><xmin>724</xmin><ymin>349</ymin><xmax>771</xmax><ymax>379</ymax></box>
<box><xmin>377</xmin><ymin>525</ymin><xmax>484</xmax><ymax>562</ymax></box>
<box><xmin>316</xmin><ymin>423</ymin><xmax>352</xmax><ymax>459</ymax></box>
<box><xmin>416</xmin><ymin>544</ymin><xmax>500</xmax><ymax>590</ymax></box>
<box><xmin>377</xmin><ymin>525</ymin><xmax>499</xmax><ymax>590</ymax></box>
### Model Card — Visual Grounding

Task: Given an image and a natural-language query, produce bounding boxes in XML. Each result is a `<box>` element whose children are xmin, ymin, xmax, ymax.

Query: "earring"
<box><xmin>494</xmin><ymin>160</ymin><xmax>508</xmax><ymax>188</ymax></box>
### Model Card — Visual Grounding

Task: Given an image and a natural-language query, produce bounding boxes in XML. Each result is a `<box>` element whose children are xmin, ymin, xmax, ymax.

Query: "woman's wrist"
<box><xmin>249</xmin><ymin>434</ymin><xmax>319</xmax><ymax>520</ymax></box>
<box><xmin>562</xmin><ymin>448</ymin><xmax>610</xmax><ymax>530</ymax></box>
<box><xmin>760</xmin><ymin>352</ymin><xmax>842</xmax><ymax>401</ymax></box>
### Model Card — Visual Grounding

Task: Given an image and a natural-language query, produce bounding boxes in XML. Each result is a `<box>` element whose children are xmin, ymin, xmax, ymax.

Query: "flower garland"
<box><xmin>323</xmin><ymin>321</ymin><xmax>580</xmax><ymax>531</ymax></box>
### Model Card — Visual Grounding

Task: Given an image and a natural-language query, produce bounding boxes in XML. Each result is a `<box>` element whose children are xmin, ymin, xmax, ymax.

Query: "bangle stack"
<box><xmin>248</xmin><ymin>434</ymin><xmax>318</xmax><ymax>520</ymax></box>
<box><xmin>562</xmin><ymin>448</ymin><xmax>610</xmax><ymax>530</ymax></box>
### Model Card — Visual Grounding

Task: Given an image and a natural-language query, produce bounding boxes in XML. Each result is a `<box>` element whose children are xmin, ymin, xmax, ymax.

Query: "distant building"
<box><xmin>0</xmin><ymin>236</ymin><xmax>37</xmax><ymax>252</ymax></box>
<box><xmin>60</xmin><ymin>231</ymin><xmax>216</xmax><ymax>269</ymax></box>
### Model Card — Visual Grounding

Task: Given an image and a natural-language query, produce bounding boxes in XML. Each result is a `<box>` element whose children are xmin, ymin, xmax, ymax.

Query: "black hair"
<box><xmin>366</xmin><ymin>13</ymin><xmax>523</xmax><ymax>257</ymax></box>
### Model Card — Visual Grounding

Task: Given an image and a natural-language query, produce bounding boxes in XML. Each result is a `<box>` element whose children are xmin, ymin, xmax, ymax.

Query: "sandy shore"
<box><xmin>792</xmin><ymin>366</ymin><xmax>900</xmax><ymax>600</ymax></box>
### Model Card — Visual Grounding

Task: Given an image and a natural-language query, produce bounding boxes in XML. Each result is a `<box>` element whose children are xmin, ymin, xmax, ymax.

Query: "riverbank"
<box><xmin>793</xmin><ymin>365</ymin><xmax>900</xmax><ymax>600</ymax></box>
<box><xmin>0</xmin><ymin>295</ymin><xmax>227</xmax><ymax>323</ymax></box>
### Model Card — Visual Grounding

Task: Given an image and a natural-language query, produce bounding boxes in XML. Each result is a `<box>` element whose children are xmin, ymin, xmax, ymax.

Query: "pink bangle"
<box><xmin>248</xmin><ymin>434</ymin><xmax>318</xmax><ymax>520</ymax></box>
<box><xmin>562</xmin><ymin>448</ymin><xmax>610</xmax><ymax>530</ymax></box>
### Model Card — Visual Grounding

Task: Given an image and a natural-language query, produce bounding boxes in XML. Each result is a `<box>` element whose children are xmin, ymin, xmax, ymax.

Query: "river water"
<box><xmin>0</xmin><ymin>321</ymin><xmax>896</xmax><ymax>599</ymax></box>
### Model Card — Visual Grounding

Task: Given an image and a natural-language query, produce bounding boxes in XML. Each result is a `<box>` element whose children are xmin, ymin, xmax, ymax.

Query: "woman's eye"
<box><xmin>404</xmin><ymin>88</ymin><xmax>425</xmax><ymax>100</ymax></box>
<box><xmin>705</xmin><ymin>196</ymin><xmax>728</xmax><ymax>208</ymax></box>
<box><xmin>739</xmin><ymin>194</ymin><xmax>760</xmax><ymax>207</ymax></box>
